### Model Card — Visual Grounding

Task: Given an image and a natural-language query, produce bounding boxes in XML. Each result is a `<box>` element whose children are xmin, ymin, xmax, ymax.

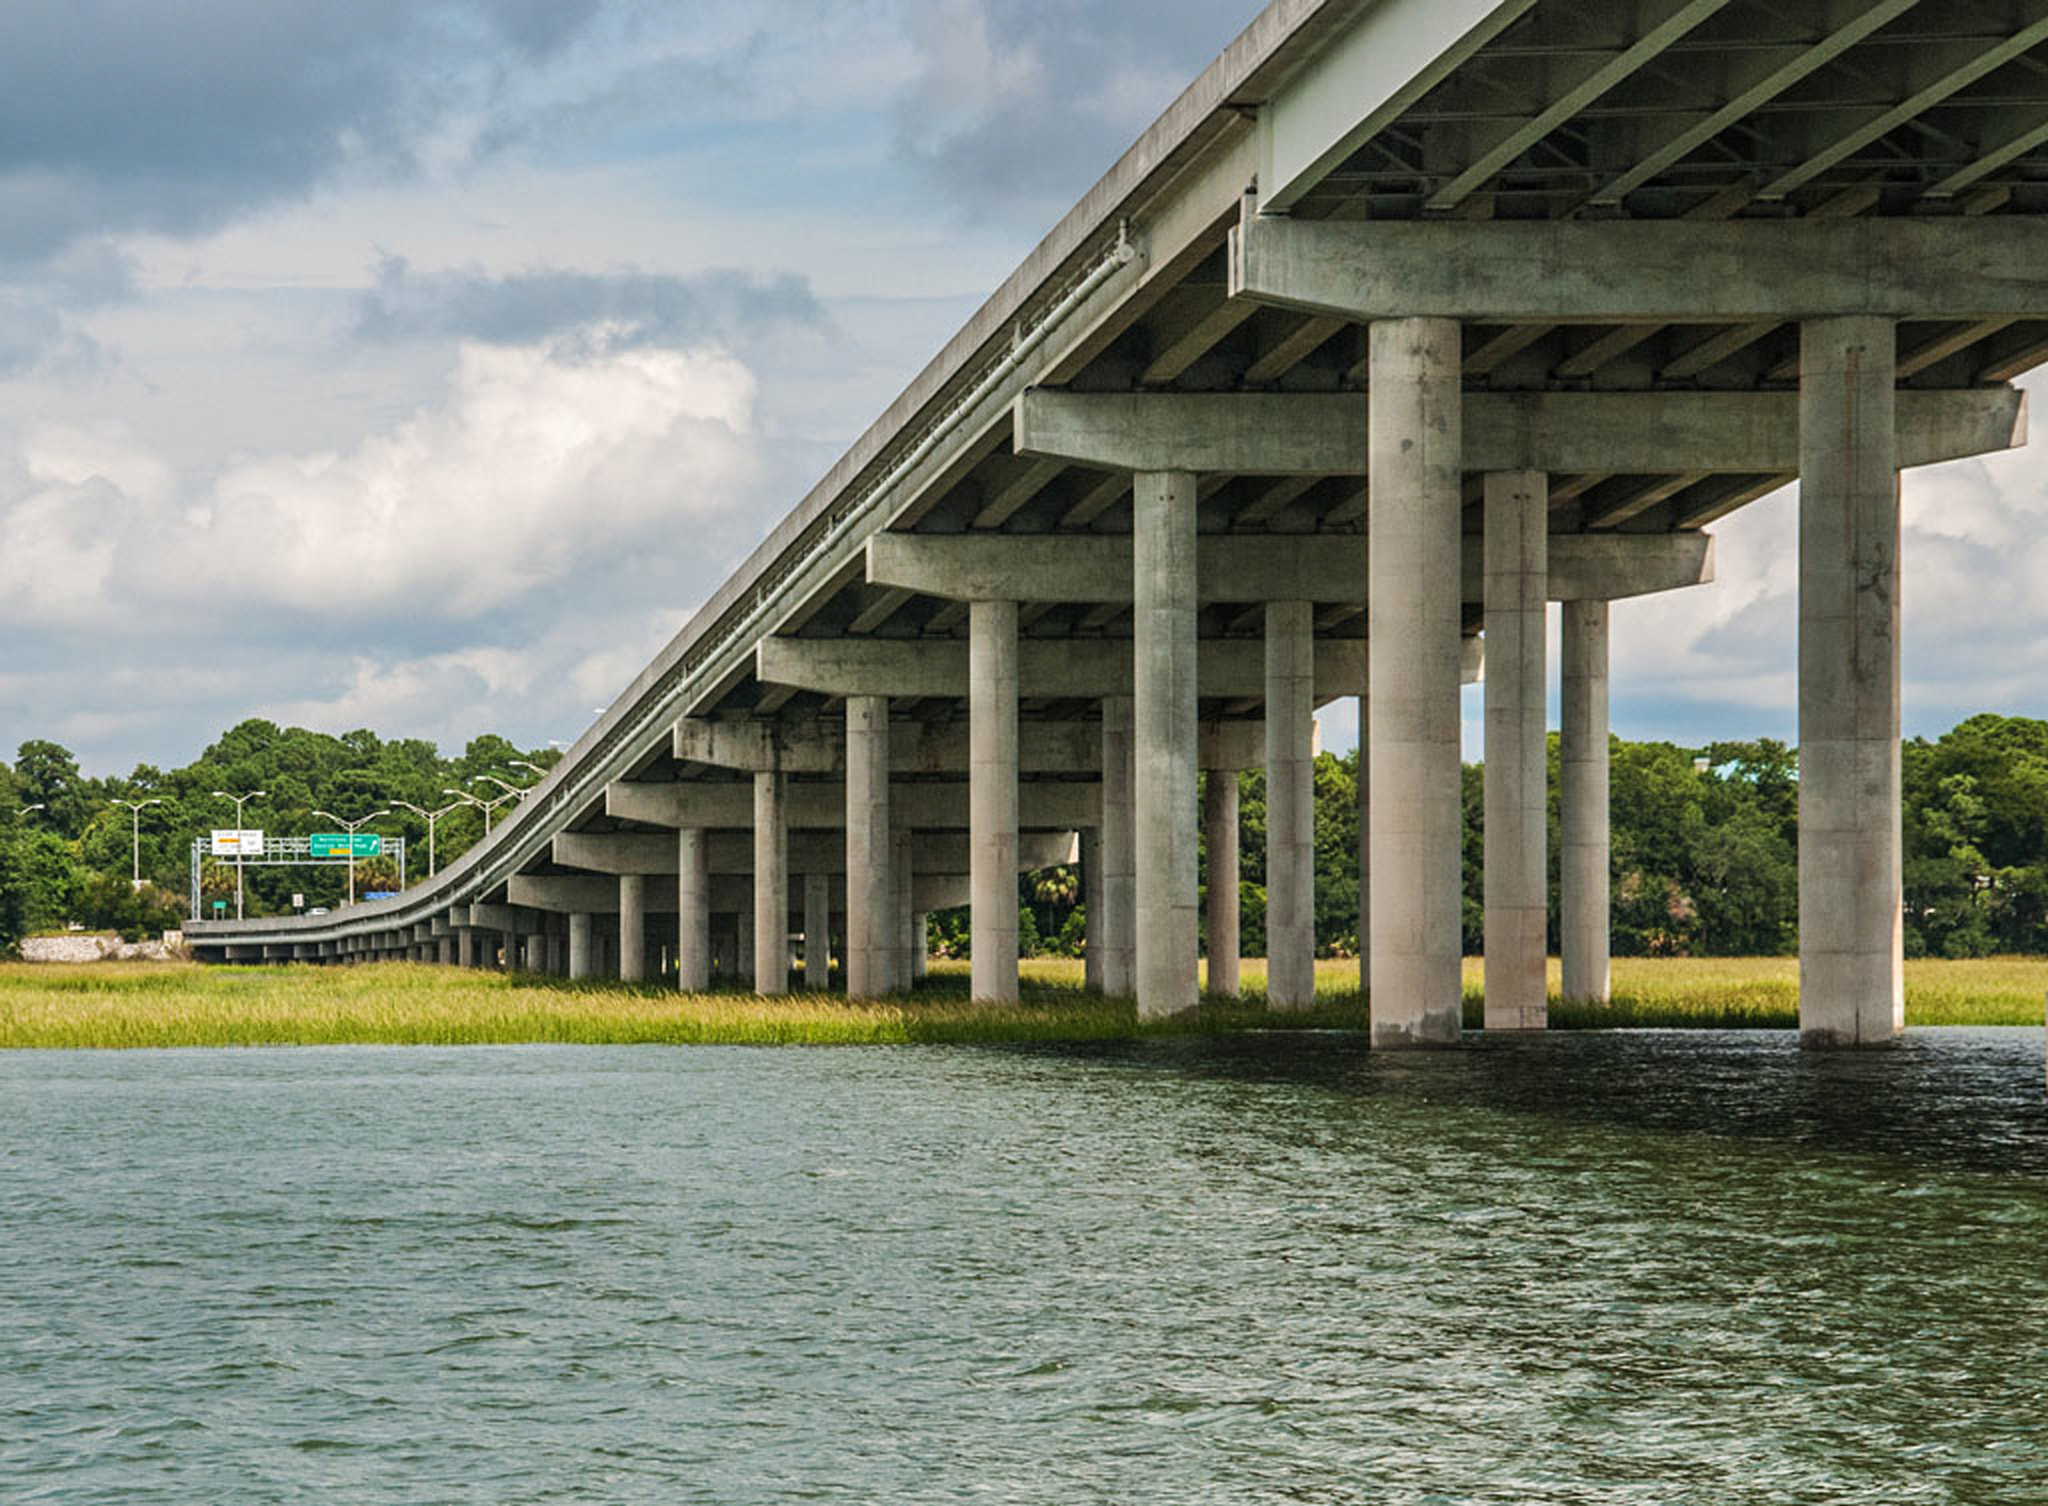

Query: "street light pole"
<box><xmin>446</xmin><ymin>786</ymin><xmax>517</xmax><ymax>834</ymax></box>
<box><xmin>111</xmin><ymin>799</ymin><xmax>164</xmax><ymax>889</ymax></box>
<box><xmin>393</xmin><ymin>800</ymin><xmax>461</xmax><ymax>878</ymax></box>
<box><xmin>212</xmin><ymin>788</ymin><xmax>266</xmax><ymax>921</ymax></box>
<box><xmin>473</xmin><ymin>772</ymin><xmax>529</xmax><ymax>800</ymax></box>
<box><xmin>312</xmin><ymin>808</ymin><xmax>389</xmax><ymax>907</ymax></box>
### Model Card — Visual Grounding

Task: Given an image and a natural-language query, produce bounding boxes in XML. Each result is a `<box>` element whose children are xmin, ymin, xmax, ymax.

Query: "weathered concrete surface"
<box><xmin>1134</xmin><ymin>471</ymin><xmax>1200</xmax><ymax>1019</ymax></box>
<box><xmin>845</xmin><ymin>695</ymin><xmax>893</xmax><ymax>999</ymax></box>
<box><xmin>1799</xmin><ymin>316</ymin><xmax>1905</xmax><ymax>1048</ymax></box>
<box><xmin>556</xmin><ymin>830</ymin><xmax>1053</xmax><ymax>878</ymax></box>
<box><xmin>892</xmin><ymin>828</ymin><xmax>915</xmax><ymax>992</ymax></box>
<box><xmin>757</xmin><ymin>634</ymin><xmax>1394</xmax><ymax>703</ymax></box>
<box><xmin>1013</xmin><ymin>387</ymin><xmax>2023</xmax><ymax>476</ymax></box>
<box><xmin>869</xmin><ymin>527</ymin><xmax>1718</xmax><ymax>606</ymax></box>
<box><xmin>677</xmin><ymin>828</ymin><xmax>711</xmax><ymax>991</ymax></box>
<box><xmin>754</xmin><ymin>770</ymin><xmax>788</xmax><ymax>995</ymax></box>
<box><xmin>1100</xmin><ymin>696</ymin><xmax>1135</xmax><ymax>998</ymax></box>
<box><xmin>1369</xmin><ymin>317</ymin><xmax>1464</xmax><ymax>1049</ymax></box>
<box><xmin>619</xmin><ymin>873</ymin><xmax>647</xmax><ymax>983</ymax></box>
<box><xmin>1356</xmin><ymin>673</ymin><xmax>1369</xmax><ymax>995</ymax></box>
<box><xmin>1203</xmin><ymin>770</ymin><xmax>1240</xmax><ymax>997</ymax></box>
<box><xmin>1081</xmin><ymin>825</ymin><xmax>1105</xmax><ymax>993</ymax></box>
<box><xmin>803</xmin><ymin>870</ymin><xmax>831</xmax><ymax>990</ymax></box>
<box><xmin>1265</xmin><ymin>599</ymin><xmax>1316</xmax><ymax>1009</ymax></box>
<box><xmin>671</xmin><ymin>715</ymin><xmax>1312</xmax><ymax>781</ymax></box>
<box><xmin>569</xmin><ymin>911</ymin><xmax>594</xmax><ymax>981</ymax></box>
<box><xmin>1483</xmin><ymin>470</ymin><xmax>1548</xmax><ymax>1032</ymax></box>
<box><xmin>607</xmin><ymin>778</ymin><xmax>1097</xmax><ymax>834</ymax></box>
<box><xmin>1560</xmin><ymin>602</ymin><xmax>1612</xmax><ymax>1005</ymax></box>
<box><xmin>1231</xmin><ymin>212</ymin><xmax>2048</xmax><ymax>323</ymax></box>
<box><xmin>970</xmin><ymin>598</ymin><xmax>1021</xmax><ymax>1002</ymax></box>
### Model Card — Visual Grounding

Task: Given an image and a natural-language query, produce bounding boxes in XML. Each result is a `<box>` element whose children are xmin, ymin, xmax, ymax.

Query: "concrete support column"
<box><xmin>737</xmin><ymin>908</ymin><xmax>756</xmax><ymax>987</ymax></box>
<box><xmin>1100</xmin><ymin>696</ymin><xmax>1136</xmax><ymax>997</ymax></box>
<box><xmin>970</xmin><ymin>598</ymin><xmax>1021</xmax><ymax>1001</ymax></box>
<box><xmin>803</xmin><ymin>871</ymin><xmax>831</xmax><ymax>990</ymax></box>
<box><xmin>1204</xmin><ymin>770</ymin><xmax>1241</xmax><ymax>997</ymax></box>
<box><xmin>676</xmin><ymin>828</ymin><xmax>711</xmax><ymax>991</ymax></box>
<box><xmin>912</xmin><ymin>913</ymin><xmax>929</xmax><ymax>981</ymax></box>
<box><xmin>892</xmin><ymin>828</ymin><xmax>915</xmax><ymax>992</ymax></box>
<box><xmin>1560</xmin><ymin>602</ymin><xmax>1611</xmax><ymax>1004</ymax></box>
<box><xmin>1264</xmin><ymin>599</ymin><xmax>1315</xmax><ymax>1008</ymax></box>
<box><xmin>438</xmin><ymin>936</ymin><xmax>454</xmax><ymax>967</ymax></box>
<box><xmin>1133</xmin><ymin>470</ymin><xmax>1200</xmax><ymax>1018</ymax></box>
<box><xmin>1368</xmin><ymin>316</ymin><xmax>1464</xmax><ymax>1048</ymax></box>
<box><xmin>458</xmin><ymin>928</ymin><xmax>477</xmax><ymax>969</ymax></box>
<box><xmin>523</xmin><ymin>933</ymin><xmax>546</xmax><ymax>973</ymax></box>
<box><xmin>1799</xmin><ymin>315</ymin><xmax>1903</xmax><ymax>1048</ymax></box>
<box><xmin>1082</xmin><ymin>825</ymin><xmax>1105</xmax><ymax>993</ymax></box>
<box><xmin>846</xmin><ymin>695</ymin><xmax>894</xmax><ymax>998</ymax></box>
<box><xmin>568</xmin><ymin>912</ymin><xmax>594</xmax><ymax>980</ymax></box>
<box><xmin>754</xmin><ymin>770</ymin><xmax>788</xmax><ymax>995</ymax></box>
<box><xmin>1357</xmin><ymin>668</ymin><xmax>1371</xmax><ymax>994</ymax></box>
<box><xmin>1483</xmin><ymin>469</ymin><xmax>1549</xmax><ymax>1032</ymax></box>
<box><xmin>619</xmin><ymin>873</ymin><xmax>647</xmax><ymax>983</ymax></box>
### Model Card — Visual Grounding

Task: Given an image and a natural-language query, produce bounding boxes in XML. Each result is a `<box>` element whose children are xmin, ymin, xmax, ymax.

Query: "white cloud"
<box><xmin>0</xmin><ymin>331</ymin><xmax>762</xmax><ymax>629</ymax></box>
<box><xmin>24</xmin><ymin>420</ymin><xmax>173</xmax><ymax>502</ymax></box>
<box><xmin>254</xmin><ymin>604</ymin><xmax>696</xmax><ymax>750</ymax></box>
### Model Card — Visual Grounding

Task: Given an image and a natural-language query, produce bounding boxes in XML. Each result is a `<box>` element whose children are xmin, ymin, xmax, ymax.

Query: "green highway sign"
<box><xmin>311</xmin><ymin>833</ymin><xmax>382</xmax><ymax>858</ymax></box>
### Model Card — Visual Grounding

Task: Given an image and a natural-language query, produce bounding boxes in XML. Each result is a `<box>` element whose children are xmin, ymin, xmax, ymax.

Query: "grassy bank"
<box><xmin>0</xmin><ymin>955</ymin><xmax>2041</xmax><ymax>1049</ymax></box>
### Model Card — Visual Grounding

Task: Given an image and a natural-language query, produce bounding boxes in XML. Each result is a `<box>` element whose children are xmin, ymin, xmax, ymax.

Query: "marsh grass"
<box><xmin>1</xmin><ymin>954</ymin><xmax>2040</xmax><ymax>1049</ymax></box>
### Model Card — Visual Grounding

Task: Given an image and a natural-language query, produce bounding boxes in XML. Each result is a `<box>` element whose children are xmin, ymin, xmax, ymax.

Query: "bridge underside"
<box><xmin>190</xmin><ymin>0</ymin><xmax>2048</xmax><ymax>1048</ymax></box>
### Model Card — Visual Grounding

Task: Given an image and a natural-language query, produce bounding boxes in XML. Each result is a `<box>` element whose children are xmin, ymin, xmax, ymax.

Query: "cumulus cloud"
<box><xmin>258</xmin><ymin>601</ymin><xmax>692</xmax><ymax>746</ymax></box>
<box><xmin>0</xmin><ymin>330</ymin><xmax>763</xmax><ymax>637</ymax></box>
<box><xmin>353</xmin><ymin>255</ymin><xmax>824</xmax><ymax>349</ymax></box>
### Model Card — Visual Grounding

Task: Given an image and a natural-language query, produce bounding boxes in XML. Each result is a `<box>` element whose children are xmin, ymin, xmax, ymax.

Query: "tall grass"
<box><xmin>0</xmin><ymin>954</ymin><xmax>2040</xmax><ymax>1050</ymax></box>
<box><xmin>0</xmin><ymin>960</ymin><xmax>1364</xmax><ymax>1051</ymax></box>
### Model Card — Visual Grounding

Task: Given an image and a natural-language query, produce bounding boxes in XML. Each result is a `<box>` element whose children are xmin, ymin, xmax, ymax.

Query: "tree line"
<box><xmin>5</xmin><ymin>712</ymin><xmax>2045</xmax><ymax>959</ymax></box>
<box><xmin>0</xmin><ymin>720</ymin><xmax>559</xmax><ymax>945</ymax></box>
<box><xmin>1025</xmin><ymin>712</ymin><xmax>2048</xmax><ymax>962</ymax></box>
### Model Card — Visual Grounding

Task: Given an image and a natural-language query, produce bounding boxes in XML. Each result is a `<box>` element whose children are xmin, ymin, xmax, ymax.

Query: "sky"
<box><xmin>2</xmin><ymin>0</ymin><xmax>2045</xmax><ymax>778</ymax></box>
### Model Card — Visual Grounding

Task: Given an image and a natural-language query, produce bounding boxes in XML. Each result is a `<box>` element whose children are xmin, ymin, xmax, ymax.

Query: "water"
<box><xmin>4</xmin><ymin>1030</ymin><xmax>2046</xmax><ymax>1504</ymax></box>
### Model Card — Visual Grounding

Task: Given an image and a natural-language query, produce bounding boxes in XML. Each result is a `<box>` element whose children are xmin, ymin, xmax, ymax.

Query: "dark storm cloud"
<box><xmin>0</xmin><ymin>0</ymin><xmax>604</xmax><ymax>261</ymax></box>
<box><xmin>352</xmin><ymin>256</ymin><xmax>826</xmax><ymax>348</ymax></box>
<box><xmin>892</xmin><ymin>0</ymin><xmax>1265</xmax><ymax>222</ymax></box>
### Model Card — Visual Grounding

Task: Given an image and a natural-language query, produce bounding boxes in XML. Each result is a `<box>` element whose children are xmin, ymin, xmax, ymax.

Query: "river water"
<box><xmin>4</xmin><ymin>1030</ymin><xmax>2046</xmax><ymax>1504</ymax></box>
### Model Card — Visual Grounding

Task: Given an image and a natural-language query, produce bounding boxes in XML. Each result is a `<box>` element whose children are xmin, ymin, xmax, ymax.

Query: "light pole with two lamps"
<box><xmin>312</xmin><ymin>807</ymin><xmax>388</xmax><ymax>907</ymax></box>
<box><xmin>446</xmin><ymin>786</ymin><xmax>519</xmax><ymax>834</ymax></box>
<box><xmin>392</xmin><ymin>799</ymin><xmax>462</xmax><ymax>878</ymax></box>
<box><xmin>212</xmin><ymin>788</ymin><xmax>266</xmax><ymax>920</ymax></box>
<box><xmin>109</xmin><ymin>798</ymin><xmax>163</xmax><ymax>890</ymax></box>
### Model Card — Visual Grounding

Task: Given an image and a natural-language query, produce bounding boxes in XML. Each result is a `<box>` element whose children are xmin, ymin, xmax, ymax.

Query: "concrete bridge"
<box><xmin>189</xmin><ymin>0</ymin><xmax>2048</xmax><ymax>1048</ymax></box>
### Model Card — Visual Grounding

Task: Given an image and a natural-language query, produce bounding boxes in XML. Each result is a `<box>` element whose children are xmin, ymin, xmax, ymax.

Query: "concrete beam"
<box><xmin>607</xmin><ymin>778</ymin><xmax>1098</xmax><ymax>831</ymax></box>
<box><xmin>1229</xmin><ymin>213</ymin><xmax>2048</xmax><ymax>324</ymax></box>
<box><xmin>671</xmin><ymin>715</ymin><xmax>1270</xmax><ymax>776</ymax></box>
<box><xmin>552</xmin><ymin>829</ymin><xmax>1077</xmax><ymax>879</ymax></box>
<box><xmin>870</xmin><ymin>529</ymin><xmax>1716</xmax><ymax>605</ymax></box>
<box><xmin>468</xmin><ymin>902</ymin><xmax>517</xmax><ymax>934</ymax></box>
<box><xmin>508</xmin><ymin>861</ymin><xmax>1059</xmax><ymax>919</ymax></box>
<box><xmin>757</xmin><ymin>635</ymin><xmax>1479</xmax><ymax>702</ymax></box>
<box><xmin>1013</xmin><ymin>387</ymin><xmax>2024</xmax><ymax>476</ymax></box>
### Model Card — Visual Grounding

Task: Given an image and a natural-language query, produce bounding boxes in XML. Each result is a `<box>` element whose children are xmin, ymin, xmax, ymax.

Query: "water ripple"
<box><xmin>1</xmin><ymin>1030</ymin><xmax>2044</xmax><ymax>1503</ymax></box>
